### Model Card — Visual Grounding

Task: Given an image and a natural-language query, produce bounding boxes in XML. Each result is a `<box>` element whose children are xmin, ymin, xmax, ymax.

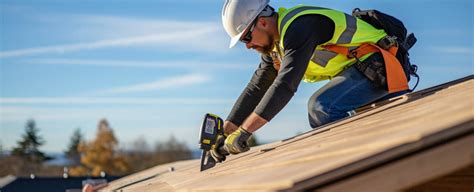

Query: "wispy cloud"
<box><xmin>417</xmin><ymin>28</ymin><xmax>472</xmax><ymax>37</ymax></box>
<box><xmin>23</xmin><ymin>58</ymin><xmax>253</xmax><ymax>70</ymax></box>
<box><xmin>88</xmin><ymin>73</ymin><xmax>211</xmax><ymax>95</ymax></box>
<box><xmin>73</xmin><ymin>15</ymin><xmax>211</xmax><ymax>34</ymax></box>
<box><xmin>0</xmin><ymin>13</ymin><xmax>230</xmax><ymax>58</ymax></box>
<box><xmin>0</xmin><ymin>28</ymin><xmax>218</xmax><ymax>58</ymax></box>
<box><xmin>0</xmin><ymin>97</ymin><xmax>232</xmax><ymax>105</ymax></box>
<box><xmin>431</xmin><ymin>46</ymin><xmax>474</xmax><ymax>54</ymax></box>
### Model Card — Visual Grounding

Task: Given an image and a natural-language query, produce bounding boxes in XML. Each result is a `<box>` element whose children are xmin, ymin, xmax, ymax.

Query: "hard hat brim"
<box><xmin>229</xmin><ymin>30</ymin><xmax>245</xmax><ymax>48</ymax></box>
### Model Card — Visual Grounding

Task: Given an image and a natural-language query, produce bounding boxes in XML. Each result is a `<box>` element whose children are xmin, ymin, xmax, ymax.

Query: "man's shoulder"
<box><xmin>282</xmin><ymin>14</ymin><xmax>334</xmax><ymax>49</ymax></box>
<box><xmin>283</xmin><ymin>14</ymin><xmax>330</xmax><ymax>37</ymax></box>
<box><xmin>281</xmin><ymin>15</ymin><xmax>316</xmax><ymax>49</ymax></box>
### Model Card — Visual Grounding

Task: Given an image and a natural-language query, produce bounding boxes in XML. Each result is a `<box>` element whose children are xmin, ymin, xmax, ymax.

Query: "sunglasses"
<box><xmin>240</xmin><ymin>19</ymin><xmax>258</xmax><ymax>44</ymax></box>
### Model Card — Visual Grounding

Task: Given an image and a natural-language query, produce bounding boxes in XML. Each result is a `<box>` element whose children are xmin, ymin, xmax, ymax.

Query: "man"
<box><xmin>211</xmin><ymin>0</ymin><xmax>410</xmax><ymax>161</ymax></box>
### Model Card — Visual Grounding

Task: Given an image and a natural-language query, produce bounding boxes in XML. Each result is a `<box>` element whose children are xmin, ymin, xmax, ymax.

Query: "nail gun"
<box><xmin>198</xmin><ymin>113</ymin><xmax>227</xmax><ymax>171</ymax></box>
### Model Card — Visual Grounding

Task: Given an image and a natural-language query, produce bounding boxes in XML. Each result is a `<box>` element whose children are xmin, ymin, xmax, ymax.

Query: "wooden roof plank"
<box><xmin>100</xmin><ymin>76</ymin><xmax>474</xmax><ymax>192</ymax></box>
<box><xmin>318</xmin><ymin>134</ymin><xmax>474</xmax><ymax>192</ymax></box>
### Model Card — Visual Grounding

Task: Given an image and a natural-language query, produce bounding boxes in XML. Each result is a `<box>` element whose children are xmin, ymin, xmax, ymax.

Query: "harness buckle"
<box><xmin>377</xmin><ymin>36</ymin><xmax>398</xmax><ymax>50</ymax></box>
<box><xmin>349</xmin><ymin>49</ymin><xmax>362</xmax><ymax>63</ymax></box>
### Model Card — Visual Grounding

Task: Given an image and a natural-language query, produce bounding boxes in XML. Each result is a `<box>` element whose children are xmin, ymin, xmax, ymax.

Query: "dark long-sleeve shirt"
<box><xmin>226</xmin><ymin>14</ymin><xmax>335</xmax><ymax>125</ymax></box>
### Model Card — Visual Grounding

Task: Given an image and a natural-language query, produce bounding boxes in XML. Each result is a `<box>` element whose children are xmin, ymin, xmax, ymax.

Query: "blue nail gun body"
<box><xmin>198</xmin><ymin>113</ymin><xmax>225</xmax><ymax>171</ymax></box>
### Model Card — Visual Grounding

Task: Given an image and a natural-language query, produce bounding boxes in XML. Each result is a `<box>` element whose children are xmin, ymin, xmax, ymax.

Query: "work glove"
<box><xmin>210</xmin><ymin>134</ymin><xmax>229</xmax><ymax>163</ymax></box>
<box><xmin>224</xmin><ymin>127</ymin><xmax>252</xmax><ymax>155</ymax></box>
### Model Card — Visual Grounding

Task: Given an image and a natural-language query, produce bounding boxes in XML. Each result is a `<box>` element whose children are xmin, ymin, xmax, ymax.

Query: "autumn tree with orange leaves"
<box><xmin>69</xmin><ymin>119</ymin><xmax>129</xmax><ymax>176</ymax></box>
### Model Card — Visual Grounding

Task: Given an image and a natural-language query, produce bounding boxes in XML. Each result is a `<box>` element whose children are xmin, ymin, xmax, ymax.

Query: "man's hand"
<box><xmin>210</xmin><ymin>134</ymin><xmax>229</xmax><ymax>162</ymax></box>
<box><xmin>224</xmin><ymin>127</ymin><xmax>252</xmax><ymax>154</ymax></box>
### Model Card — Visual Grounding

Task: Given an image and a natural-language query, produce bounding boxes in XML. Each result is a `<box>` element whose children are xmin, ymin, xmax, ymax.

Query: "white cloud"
<box><xmin>62</xmin><ymin>15</ymin><xmax>230</xmax><ymax>52</ymax></box>
<box><xmin>0</xmin><ymin>94</ymin><xmax>234</xmax><ymax>123</ymax></box>
<box><xmin>0</xmin><ymin>97</ymin><xmax>232</xmax><ymax>105</ymax></box>
<box><xmin>73</xmin><ymin>15</ymin><xmax>211</xmax><ymax>35</ymax></box>
<box><xmin>431</xmin><ymin>46</ymin><xmax>474</xmax><ymax>54</ymax></box>
<box><xmin>87</xmin><ymin>73</ymin><xmax>210</xmax><ymax>95</ymax></box>
<box><xmin>24</xmin><ymin>58</ymin><xmax>253</xmax><ymax>70</ymax></box>
<box><xmin>0</xmin><ymin>28</ymin><xmax>218</xmax><ymax>58</ymax></box>
<box><xmin>417</xmin><ymin>28</ymin><xmax>471</xmax><ymax>37</ymax></box>
<box><xmin>0</xmin><ymin>12</ymin><xmax>232</xmax><ymax>58</ymax></box>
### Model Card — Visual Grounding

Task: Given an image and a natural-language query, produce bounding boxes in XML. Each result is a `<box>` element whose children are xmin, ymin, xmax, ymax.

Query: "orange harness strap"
<box><xmin>323</xmin><ymin>43</ymin><xmax>408</xmax><ymax>93</ymax></box>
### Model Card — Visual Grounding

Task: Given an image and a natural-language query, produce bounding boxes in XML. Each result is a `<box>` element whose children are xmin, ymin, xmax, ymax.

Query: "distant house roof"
<box><xmin>101</xmin><ymin>75</ymin><xmax>474</xmax><ymax>192</ymax></box>
<box><xmin>0</xmin><ymin>175</ymin><xmax>16</xmax><ymax>189</ymax></box>
<box><xmin>0</xmin><ymin>176</ymin><xmax>121</xmax><ymax>192</ymax></box>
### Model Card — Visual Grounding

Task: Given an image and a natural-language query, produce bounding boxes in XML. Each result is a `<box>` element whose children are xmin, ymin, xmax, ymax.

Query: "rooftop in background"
<box><xmin>100</xmin><ymin>75</ymin><xmax>474</xmax><ymax>191</ymax></box>
<box><xmin>0</xmin><ymin>175</ymin><xmax>121</xmax><ymax>192</ymax></box>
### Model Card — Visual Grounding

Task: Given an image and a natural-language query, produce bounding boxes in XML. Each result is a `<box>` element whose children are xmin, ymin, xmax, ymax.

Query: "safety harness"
<box><xmin>349</xmin><ymin>8</ymin><xmax>420</xmax><ymax>92</ymax></box>
<box><xmin>323</xmin><ymin>40</ymin><xmax>408</xmax><ymax>93</ymax></box>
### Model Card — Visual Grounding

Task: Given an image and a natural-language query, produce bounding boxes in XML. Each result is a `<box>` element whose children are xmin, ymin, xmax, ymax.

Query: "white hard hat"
<box><xmin>222</xmin><ymin>0</ymin><xmax>270</xmax><ymax>48</ymax></box>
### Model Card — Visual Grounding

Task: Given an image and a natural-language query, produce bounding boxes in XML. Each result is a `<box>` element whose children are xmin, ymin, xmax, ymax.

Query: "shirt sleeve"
<box><xmin>226</xmin><ymin>54</ymin><xmax>278</xmax><ymax>126</ymax></box>
<box><xmin>253</xmin><ymin>14</ymin><xmax>335</xmax><ymax>121</ymax></box>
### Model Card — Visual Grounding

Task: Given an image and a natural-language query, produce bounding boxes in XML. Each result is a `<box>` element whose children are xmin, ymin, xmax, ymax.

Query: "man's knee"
<box><xmin>308</xmin><ymin>94</ymin><xmax>330</xmax><ymax>128</ymax></box>
<box><xmin>307</xmin><ymin>93</ymin><xmax>348</xmax><ymax>129</ymax></box>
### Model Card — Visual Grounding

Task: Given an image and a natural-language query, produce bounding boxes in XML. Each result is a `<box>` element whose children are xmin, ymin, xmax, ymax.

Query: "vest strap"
<box><xmin>322</xmin><ymin>43</ymin><xmax>408</xmax><ymax>93</ymax></box>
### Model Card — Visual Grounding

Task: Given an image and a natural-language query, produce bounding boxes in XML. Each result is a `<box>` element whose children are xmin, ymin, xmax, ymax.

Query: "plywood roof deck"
<box><xmin>101</xmin><ymin>76</ymin><xmax>474</xmax><ymax>192</ymax></box>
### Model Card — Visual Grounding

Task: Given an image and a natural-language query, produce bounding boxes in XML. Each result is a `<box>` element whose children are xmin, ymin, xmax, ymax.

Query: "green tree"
<box><xmin>64</xmin><ymin>128</ymin><xmax>84</xmax><ymax>166</ymax></box>
<box><xmin>12</xmin><ymin>119</ymin><xmax>50</xmax><ymax>163</ymax></box>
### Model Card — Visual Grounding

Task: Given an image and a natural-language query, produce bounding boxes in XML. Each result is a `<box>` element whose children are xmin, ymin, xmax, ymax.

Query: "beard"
<box><xmin>253</xmin><ymin>31</ymin><xmax>275</xmax><ymax>56</ymax></box>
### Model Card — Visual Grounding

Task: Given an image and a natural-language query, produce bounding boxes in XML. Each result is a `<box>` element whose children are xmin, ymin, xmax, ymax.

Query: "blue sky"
<box><xmin>1</xmin><ymin>0</ymin><xmax>472</xmax><ymax>153</ymax></box>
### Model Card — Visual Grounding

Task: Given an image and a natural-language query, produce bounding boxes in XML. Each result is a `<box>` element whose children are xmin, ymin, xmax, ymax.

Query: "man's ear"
<box><xmin>258</xmin><ymin>17</ymin><xmax>267</xmax><ymax>28</ymax></box>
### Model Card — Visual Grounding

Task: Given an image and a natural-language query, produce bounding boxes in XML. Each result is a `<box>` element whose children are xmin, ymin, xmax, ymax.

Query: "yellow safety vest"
<box><xmin>277</xmin><ymin>5</ymin><xmax>388</xmax><ymax>83</ymax></box>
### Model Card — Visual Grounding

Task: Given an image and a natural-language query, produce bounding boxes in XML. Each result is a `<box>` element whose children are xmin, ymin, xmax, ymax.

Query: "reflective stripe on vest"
<box><xmin>277</xmin><ymin>5</ymin><xmax>387</xmax><ymax>82</ymax></box>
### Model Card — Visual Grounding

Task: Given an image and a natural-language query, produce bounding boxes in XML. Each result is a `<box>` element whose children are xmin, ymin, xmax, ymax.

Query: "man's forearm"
<box><xmin>223</xmin><ymin>121</ymin><xmax>238</xmax><ymax>135</ymax></box>
<box><xmin>226</xmin><ymin>56</ymin><xmax>277</xmax><ymax>127</ymax></box>
<box><xmin>225</xmin><ymin>112</ymin><xmax>267</xmax><ymax>135</ymax></box>
<box><xmin>241</xmin><ymin>112</ymin><xmax>268</xmax><ymax>133</ymax></box>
